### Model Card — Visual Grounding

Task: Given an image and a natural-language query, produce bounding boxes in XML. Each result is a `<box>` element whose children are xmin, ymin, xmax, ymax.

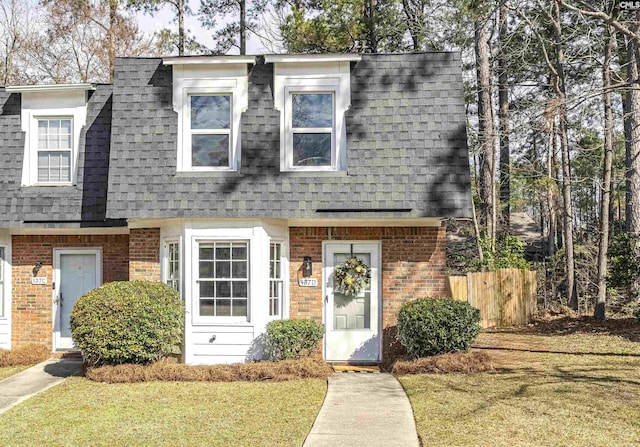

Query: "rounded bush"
<box><xmin>397</xmin><ymin>298</ymin><xmax>481</xmax><ymax>358</ymax></box>
<box><xmin>264</xmin><ymin>319</ymin><xmax>324</xmax><ymax>361</ymax></box>
<box><xmin>71</xmin><ymin>281</ymin><xmax>185</xmax><ymax>367</ymax></box>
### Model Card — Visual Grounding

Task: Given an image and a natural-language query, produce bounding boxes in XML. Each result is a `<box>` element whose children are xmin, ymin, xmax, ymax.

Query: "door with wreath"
<box><xmin>323</xmin><ymin>242</ymin><xmax>381</xmax><ymax>361</ymax></box>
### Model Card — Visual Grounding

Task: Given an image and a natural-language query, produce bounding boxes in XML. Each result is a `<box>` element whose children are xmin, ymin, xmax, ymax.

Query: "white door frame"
<box><xmin>322</xmin><ymin>241</ymin><xmax>382</xmax><ymax>362</ymax></box>
<box><xmin>53</xmin><ymin>248</ymin><xmax>102</xmax><ymax>351</ymax></box>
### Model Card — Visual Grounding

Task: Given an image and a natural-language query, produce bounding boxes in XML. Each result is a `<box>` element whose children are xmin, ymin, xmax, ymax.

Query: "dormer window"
<box><xmin>266</xmin><ymin>53</ymin><xmax>361</xmax><ymax>172</ymax></box>
<box><xmin>189</xmin><ymin>94</ymin><xmax>232</xmax><ymax>167</ymax></box>
<box><xmin>6</xmin><ymin>83</ymin><xmax>94</xmax><ymax>187</ymax></box>
<box><xmin>37</xmin><ymin>118</ymin><xmax>73</xmax><ymax>183</ymax></box>
<box><xmin>290</xmin><ymin>93</ymin><xmax>334</xmax><ymax>167</ymax></box>
<box><xmin>164</xmin><ymin>56</ymin><xmax>255</xmax><ymax>173</ymax></box>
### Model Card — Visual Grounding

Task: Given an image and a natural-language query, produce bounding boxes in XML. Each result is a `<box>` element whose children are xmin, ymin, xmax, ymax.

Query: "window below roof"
<box><xmin>36</xmin><ymin>118</ymin><xmax>73</xmax><ymax>184</ymax></box>
<box><xmin>269</xmin><ymin>57</ymin><xmax>356</xmax><ymax>173</ymax></box>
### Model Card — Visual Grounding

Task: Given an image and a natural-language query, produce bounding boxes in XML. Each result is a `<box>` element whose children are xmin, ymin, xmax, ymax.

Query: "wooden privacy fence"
<box><xmin>447</xmin><ymin>268</ymin><xmax>537</xmax><ymax>328</ymax></box>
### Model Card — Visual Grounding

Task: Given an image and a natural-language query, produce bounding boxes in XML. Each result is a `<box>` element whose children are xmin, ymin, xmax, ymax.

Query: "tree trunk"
<box><xmin>547</xmin><ymin>121</ymin><xmax>557</xmax><ymax>258</ymax></box>
<box><xmin>627</xmin><ymin>16</ymin><xmax>640</xmax><ymax>299</ymax></box>
<box><xmin>365</xmin><ymin>0</ymin><xmax>378</xmax><ymax>53</ymax></box>
<box><xmin>475</xmin><ymin>17</ymin><xmax>496</xmax><ymax>248</ymax></box>
<box><xmin>178</xmin><ymin>0</ymin><xmax>185</xmax><ymax>55</ymax></box>
<box><xmin>239</xmin><ymin>0</ymin><xmax>246</xmax><ymax>55</ymax></box>
<box><xmin>108</xmin><ymin>0</ymin><xmax>117</xmax><ymax>82</ymax></box>
<box><xmin>595</xmin><ymin>22</ymin><xmax>615</xmax><ymax>321</ymax></box>
<box><xmin>551</xmin><ymin>0</ymin><xmax>577</xmax><ymax>310</ymax></box>
<box><xmin>498</xmin><ymin>3</ymin><xmax>510</xmax><ymax>229</ymax></box>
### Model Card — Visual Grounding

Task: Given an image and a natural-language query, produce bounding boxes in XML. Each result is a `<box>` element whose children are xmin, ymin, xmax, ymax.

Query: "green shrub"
<box><xmin>264</xmin><ymin>319</ymin><xmax>324</xmax><ymax>361</ymax></box>
<box><xmin>71</xmin><ymin>281</ymin><xmax>185</xmax><ymax>367</ymax></box>
<box><xmin>397</xmin><ymin>298</ymin><xmax>481</xmax><ymax>358</ymax></box>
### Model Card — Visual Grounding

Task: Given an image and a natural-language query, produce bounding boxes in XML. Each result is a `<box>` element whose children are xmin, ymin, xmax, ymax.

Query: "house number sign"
<box><xmin>298</xmin><ymin>278</ymin><xmax>318</xmax><ymax>287</ymax></box>
<box><xmin>31</xmin><ymin>277</ymin><xmax>47</xmax><ymax>285</ymax></box>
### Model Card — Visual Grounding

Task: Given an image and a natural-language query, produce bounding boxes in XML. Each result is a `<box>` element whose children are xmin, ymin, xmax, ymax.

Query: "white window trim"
<box><xmin>268</xmin><ymin>239</ymin><xmax>288</xmax><ymax>320</ymax></box>
<box><xmin>192</xmin><ymin>238</ymin><xmax>251</xmax><ymax>324</ymax></box>
<box><xmin>30</xmin><ymin>116</ymin><xmax>74</xmax><ymax>185</ymax></box>
<box><xmin>17</xmin><ymin>88</ymin><xmax>89</xmax><ymax>187</ymax></box>
<box><xmin>285</xmin><ymin>88</ymin><xmax>337</xmax><ymax>171</ymax></box>
<box><xmin>171</xmin><ymin>65</ymin><xmax>249</xmax><ymax>172</ymax></box>
<box><xmin>272</xmin><ymin>62</ymin><xmax>353</xmax><ymax>172</ymax></box>
<box><xmin>162</xmin><ymin>238</ymin><xmax>182</xmax><ymax>296</ymax></box>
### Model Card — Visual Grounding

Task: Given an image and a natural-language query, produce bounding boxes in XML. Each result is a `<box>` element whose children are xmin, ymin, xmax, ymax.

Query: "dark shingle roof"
<box><xmin>0</xmin><ymin>53</ymin><xmax>472</xmax><ymax>227</ymax></box>
<box><xmin>106</xmin><ymin>53</ymin><xmax>472</xmax><ymax>220</ymax></box>
<box><xmin>0</xmin><ymin>85</ymin><xmax>121</xmax><ymax>227</ymax></box>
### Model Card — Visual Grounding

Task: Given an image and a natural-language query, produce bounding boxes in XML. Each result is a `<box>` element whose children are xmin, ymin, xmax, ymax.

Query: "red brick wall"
<box><xmin>129</xmin><ymin>228</ymin><xmax>161</xmax><ymax>281</ymax></box>
<box><xmin>289</xmin><ymin>226</ymin><xmax>448</xmax><ymax>361</ymax></box>
<box><xmin>11</xmin><ymin>234</ymin><xmax>129</xmax><ymax>349</ymax></box>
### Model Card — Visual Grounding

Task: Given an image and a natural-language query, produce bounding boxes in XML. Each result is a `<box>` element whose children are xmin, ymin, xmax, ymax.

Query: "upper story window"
<box><xmin>290</xmin><ymin>93</ymin><xmax>334</xmax><ymax>168</ymax></box>
<box><xmin>266</xmin><ymin>53</ymin><xmax>361</xmax><ymax>172</ymax></box>
<box><xmin>6</xmin><ymin>83</ymin><xmax>94</xmax><ymax>187</ymax></box>
<box><xmin>164</xmin><ymin>56</ymin><xmax>255</xmax><ymax>173</ymax></box>
<box><xmin>189</xmin><ymin>94</ymin><xmax>232</xmax><ymax>168</ymax></box>
<box><xmin>37</xmin><ymin>118</ymin><xmax>73</xmax><ymax>183</ymax></box>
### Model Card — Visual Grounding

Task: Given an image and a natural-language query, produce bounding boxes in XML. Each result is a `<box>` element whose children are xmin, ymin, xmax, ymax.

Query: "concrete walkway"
<box><xmin>303</xmin><ymin>372</ymin><xmax>420</xmax><ymax>447</ymax></box>
<box><xmin>0</xmin><ymin>358</ymin><xmax>82</xmax><ymax>415</ymax></box>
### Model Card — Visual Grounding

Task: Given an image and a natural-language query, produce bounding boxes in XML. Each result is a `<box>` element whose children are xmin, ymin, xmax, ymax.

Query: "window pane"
<box><xmin>232</xmin><ymin>261</ymin><xmax>247</xmax><ymax>278</ymax></box>
<box><xmin>199</xmin><ymin>261</ymin><xmax>214</xmax><ymax>278</ymax></box>
<box><xmin>192</xmin><ymin>135</ymin><xmax>229</xmax><ymax>167</ymax></box>
<box><xmin>200</xmin><ymin>247</ymin><xmax>214</xmax><ymax>260</ymax></box>
<box><xmin>200</xmin><ymin>282</ymin><xmax>214</xmax><ymax>297</ymax></box>
<box><xmin>216</xmin><ymin>245</ymin><xmax>231</xmax><ymax>260</ymax></box>
<box><xmin>292</xmin><ymin>94</ymin><xmax>333</xmax><ymax>128</ymax></box>
<box><xmin>217</xmin><ymin>281</ymin><xmax>231</xmax><ymax>298</ymax></box>
<box><xmin>49</xmin><ymin>120</ymin><xmax>60</xmax><ymax>134</ymax></box>
<box><xmin>217</xmin><ymin>299</ymin><xmax>231</xmax><ymax>316</ymax></box>
<box><xmin>215</xmin><ymin>261</ymin><xmax>230</xmax><ymax>278</ymax></box>
<box><xmin>293</xmin><ymin>133</ymin><xmax>331</xmax><ymax>166</ymax></box>
<box><xmin>232</xmin><ymin>245</ymin><xmax>247</xmax><ymax>260</ymax></box>
<box><xmin>38</xmin><ymin>120</ymin><xmax>48</xmax><ymax>135</ymax></box>
<box><xmin>233</xmin><ymin>299</ymin><xmax>247</xmax><ymax>317</ymax></box>
<box><xmin>200</xmin><ymin>299</ymin><xmax>215</xmax><ymax>316</ymax></box>
<box><xmin>191</xmin><ymin>95</ymin><xmax>231</xmax><ymax>129</ymax></box>
<box><xmin>232</xmin><ymin>282</ymin><xmax>247</xmax><ymax>298</ymax></box>
<box><xmin>61</xmin><ymin>119</ymin><xmax>71</xmax><ymax>134</ymax></box>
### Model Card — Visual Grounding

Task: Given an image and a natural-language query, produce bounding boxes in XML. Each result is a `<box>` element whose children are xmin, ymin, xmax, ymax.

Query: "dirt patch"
<box><xmin>86</xmin><ymin>357</ymin><xmax>334</xmax><ymax>383</ymax></box>
<box><xmin>0</xmin><ymin>344</ymin><xmax>51</xmax><ymax>367</ymax></box>
<box><xmin>391</xmin><ymin>351</ymin><xmax>493</xmax><ymax>375</ymax></box>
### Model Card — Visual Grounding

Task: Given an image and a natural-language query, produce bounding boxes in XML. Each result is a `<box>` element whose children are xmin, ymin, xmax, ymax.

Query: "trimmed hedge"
<box><xmin>264</xmin><ymin>319</ymin><xmax>324</xmax><ymax>361</ymax></box>
<box><xmin>397</xmin><ymin>298</ymin><xmax>481</xmax><ymax>358</ymax></box>
<box><xmin>71</xmin><ymin>281</ymin><xmax>185</xmax><ymax>367</ymax></box>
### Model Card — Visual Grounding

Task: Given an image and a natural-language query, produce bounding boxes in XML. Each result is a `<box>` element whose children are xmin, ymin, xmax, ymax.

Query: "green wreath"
<box><xmin>334</xmin><ymin>256</ymin><xmax>371</xmax><ymax>296</ymax></box>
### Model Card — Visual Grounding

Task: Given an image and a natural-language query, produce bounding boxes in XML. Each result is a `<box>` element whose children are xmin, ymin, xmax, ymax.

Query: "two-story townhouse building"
<box><xmin>0</xmin><ymin>53</ymin><xmax>472</xmax><ymax>365</ymax></box>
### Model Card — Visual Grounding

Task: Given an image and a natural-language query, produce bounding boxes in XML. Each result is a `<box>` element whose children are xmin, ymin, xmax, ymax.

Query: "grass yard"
<box><xmin>399</xmin><ymin>318</ymin><xmax>640</xmax><ymax>447</ymax></box>
<box><xmin>0</xmin><ymin>377</ymin><xmax>326</xmax><ymax>447</ymax></box>
<box><xmin>0</xmin><ymin>365</ymin><xmax>30</xmax><ymax>381</ymax></box>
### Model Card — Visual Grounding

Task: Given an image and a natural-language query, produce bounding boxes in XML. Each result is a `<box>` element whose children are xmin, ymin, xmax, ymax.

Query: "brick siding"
<box><xmin>289</xmin><ymin>226</ymin><xmax>448</xmax><ymax>361</ymax></box>
<box><xmin>11</xmin><ymin>234</ymin><xmax>129</xmax><ymax>349</ymax></box>
<box><xmin>129</xmin><ymin>228</ymin><xmax>161</xmax><ymax>281</ymax></box>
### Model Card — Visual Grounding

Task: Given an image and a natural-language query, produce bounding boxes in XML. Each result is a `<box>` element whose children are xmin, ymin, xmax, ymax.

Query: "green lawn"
<box><xmin>399</xmin><ymin>324</ymin><xmax>640</xmax><ymax>447</ymax></box>
<box><xmin>0</xmin><ymin>377</ymin><xmax>326</xmax><ymax>447</ymax></box>
<box><xmin>0</xmin><ymin>366</ymin><xmax>30</xmax><ymax>381</ymax></box>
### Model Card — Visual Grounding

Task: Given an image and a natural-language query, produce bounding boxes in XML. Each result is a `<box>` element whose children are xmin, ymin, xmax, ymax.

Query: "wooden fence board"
<box><xmin>448</xmin><ymin>268</ymin><xmax>537</xmax><ymax>328</ymax></box>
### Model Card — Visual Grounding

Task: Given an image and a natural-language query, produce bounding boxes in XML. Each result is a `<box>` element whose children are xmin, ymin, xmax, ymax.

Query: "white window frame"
<box><xmin>269</xmin><ymin>241</ymin><xmax>285</xmax><ymax>318</ymax></box>
<box><xmin>285</xmin><ymin>88</ymin><xmax>337</xmax><ymax>170</ymax></box>
<box><xmin>167</xmin><ymin>61</ymin><xmax>252</xmax><ymax>173</ymax></box>
<box><xmin>32</xmin><ymin>116</ymin><xmax>74</xmax><ymax>185</ymax></box>
<box><xmin>194</xmin><ymin>240</ymin><xmax>250</xmax><ymax>323</ymax></box>
<box><xmin>183</xmin><ymin>90</ymin><xmax>235</xmax><ymax>171</ymax></box>
<box><xmin>8</xmin><ymin>85</ymin><xmax>92</xmax><ymax>187</ymax></box>
<box><xmin>162</xmin><ymin>239</ymin><xmax>181</xmax><ymax>295</ymax></box>
<box><xmin>268</xmin><ymin>56</ymin><xmax>358</xmax><ymax>172</ymax></box>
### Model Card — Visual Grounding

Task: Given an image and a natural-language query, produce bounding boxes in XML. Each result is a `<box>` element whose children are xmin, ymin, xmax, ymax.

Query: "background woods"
<box><xmin>2</xmin><ymin>0</ymin><xmax>640</xmax><ymax>318</ymax></box>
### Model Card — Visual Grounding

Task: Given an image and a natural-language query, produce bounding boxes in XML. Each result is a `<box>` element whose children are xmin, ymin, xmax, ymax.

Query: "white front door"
<box><xmin>54</xmin><ymin>250</ymin><xmax>102</xmax><ymax>350</ymax></box>
<box><xmin>324</xmin><ymin>242</ymin><xmax>381</xmax><ymax>362</ymax></box>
